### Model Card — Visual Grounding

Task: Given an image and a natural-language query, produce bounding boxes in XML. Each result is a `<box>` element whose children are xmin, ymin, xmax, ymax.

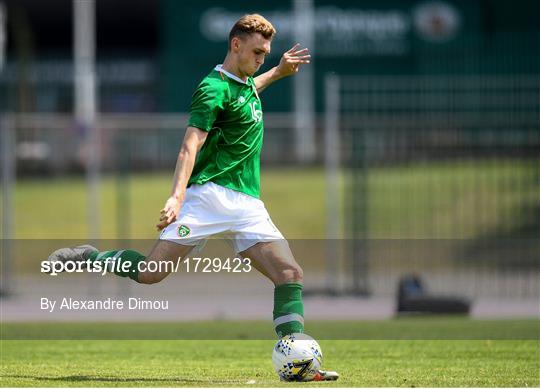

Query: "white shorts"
<box><xmin>159</xmin><ymin>182</ymin><xmax>284</xmax><ymax>253</ymax></box>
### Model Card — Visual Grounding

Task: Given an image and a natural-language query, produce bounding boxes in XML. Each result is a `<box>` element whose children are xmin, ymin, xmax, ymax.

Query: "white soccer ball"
<box><xmin>272</xmin><ymin>333</ymin><xmax>323</xmax><ymax>381</ymax></box>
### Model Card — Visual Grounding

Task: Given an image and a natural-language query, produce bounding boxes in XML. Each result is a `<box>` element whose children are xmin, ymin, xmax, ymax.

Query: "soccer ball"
<box><xmin>272</xmin><ymin>333</ymin><xmax>323</xmax><ymax>381</ymax></box>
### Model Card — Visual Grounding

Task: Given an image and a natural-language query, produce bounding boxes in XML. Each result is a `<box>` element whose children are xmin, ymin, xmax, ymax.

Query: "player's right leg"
<box><xmin>46</xmin><ymin>241</ymin><xmax>194</xmax><ymax>284</ymax></box>
<box><xmin>137</xmin><ymin>240</ymin><xmax>194</xmax><ymax>284</ymax></box>
<box><xmin>46</xmin><ymin>183</ymin><xmax>221</xmax><ymax>283</ymax></box>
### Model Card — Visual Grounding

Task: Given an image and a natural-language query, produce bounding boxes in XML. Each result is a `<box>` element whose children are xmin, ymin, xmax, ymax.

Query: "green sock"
<box><xmin>273</xmin><ymin>282</ymin><xmax>305</xmax><ymax>338</ymax></box>
<box><xmin>89</xmin><ymin>250</ymin><xmax>145</xmax><ymax>283</ymax></box>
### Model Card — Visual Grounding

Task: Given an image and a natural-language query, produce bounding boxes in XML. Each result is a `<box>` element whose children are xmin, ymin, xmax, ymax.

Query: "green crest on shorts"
<box><xmin>178</xmin><ymin>225</ymin><xmax>190</xmax><ymax>237</ymax></box>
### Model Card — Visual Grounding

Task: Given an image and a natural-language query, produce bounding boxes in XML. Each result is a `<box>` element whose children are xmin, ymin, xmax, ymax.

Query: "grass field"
<box><xmin>6</xmin><ymin>161</ymin><xmax>539</xmax><ymax>240</ymax></box>
<box><xmin>2</xmin><ymin>163</ymin><xmax>539</xmax><ymax>387</ymax></box>
<box><xmin>1</xmin><ymin>320</ymin><xmax>539</xmax><ymax>387</ymax></box>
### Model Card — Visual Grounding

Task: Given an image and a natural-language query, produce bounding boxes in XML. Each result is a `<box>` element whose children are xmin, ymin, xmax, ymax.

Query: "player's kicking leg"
<box><xmin>240</xmin><ymin>240</ymin><xmax>340</xmax><ymax>382</ymax></box>
<box><xmin>46</xmin><ymin>240</ymin><xmax>193</xmax><ymax>284</ymax></box>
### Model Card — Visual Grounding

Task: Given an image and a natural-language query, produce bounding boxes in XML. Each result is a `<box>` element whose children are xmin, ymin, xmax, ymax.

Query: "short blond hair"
<box><xmin>228</xmin><ymin>14</ymin><xmax>276</xmax><ymax>49</ymax></box>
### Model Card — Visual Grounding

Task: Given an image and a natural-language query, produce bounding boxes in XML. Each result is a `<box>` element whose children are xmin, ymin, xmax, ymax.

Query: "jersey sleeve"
<box><xmin>188</xmin><ymin>81</ymin><xmax>228</xmax><ymax>132</ymax></box>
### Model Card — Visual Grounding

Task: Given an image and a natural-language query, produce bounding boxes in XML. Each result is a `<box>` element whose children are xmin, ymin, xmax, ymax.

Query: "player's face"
<box><xmin>236</xmin><ymin>33</ymin><xmax>271</xmax><ymax>77</ymax></box>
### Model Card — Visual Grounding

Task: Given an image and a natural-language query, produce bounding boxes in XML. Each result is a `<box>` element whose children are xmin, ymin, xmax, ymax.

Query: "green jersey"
<box><xmin>187</xmin><ymin>65</ymin><xmax>264</xmax><ymax>198</ymax></box>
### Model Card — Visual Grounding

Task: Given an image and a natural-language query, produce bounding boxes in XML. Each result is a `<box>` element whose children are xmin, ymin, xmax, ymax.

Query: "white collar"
<box><xmin>215</xmin><ymin>64</ymin><xmax>248</xmax><ymax>85</ymax></box>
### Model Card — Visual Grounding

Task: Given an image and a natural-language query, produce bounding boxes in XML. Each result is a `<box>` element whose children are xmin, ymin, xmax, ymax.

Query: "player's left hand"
<box><xmin>276</xmin><ymin>43</ymin><xmax>311</xmax><ymax>77</ymax></box>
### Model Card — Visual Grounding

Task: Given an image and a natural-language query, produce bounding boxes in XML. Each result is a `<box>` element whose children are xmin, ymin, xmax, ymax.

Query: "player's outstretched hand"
<box><xmin>276</xmin><ymin>43</ymin><xmax>311</xmax><ymax>77</ymax></box>
<box><xmin>156</xmin><ymin>196</ymin><xmax>181</xmax><ymax>231</ymax></box>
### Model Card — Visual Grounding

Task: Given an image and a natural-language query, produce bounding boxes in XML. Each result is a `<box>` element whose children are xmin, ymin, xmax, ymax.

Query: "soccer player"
<box><xmin>49</xmin><ymin>14</ymin><xmax>338</xmax><ymax>381</ymax></box>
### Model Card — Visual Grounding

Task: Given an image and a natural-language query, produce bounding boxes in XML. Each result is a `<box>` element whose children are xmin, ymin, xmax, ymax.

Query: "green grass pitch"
<box><xmin>8</xmin><ymin>161</ymin><xmax>539</xmax><ymax>240</ymax></box>
<box><xmin>1</xmin><ymin>320</ymin><xmax>539</xmax><ymax>387</ymax></box>
<box><xmin>2</xmin><ymin>162</ymin><xmax>539</xmax><ymax>387</ymax></box>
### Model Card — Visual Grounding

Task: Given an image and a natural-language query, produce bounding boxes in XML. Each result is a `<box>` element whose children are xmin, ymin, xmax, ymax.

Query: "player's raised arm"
<box><xmin>156</xmin><ymin>126</ymin><xmax>208</xmax><ymax>231</ymax></box>
<box><xmin>254</xmin><ymin>43</ymin><xmax>311</xmax><ymax>93</ymax></box>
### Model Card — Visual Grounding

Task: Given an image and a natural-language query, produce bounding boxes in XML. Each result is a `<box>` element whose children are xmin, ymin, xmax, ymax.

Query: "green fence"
<box><xmin>331</xmin><ymin>74</ymin><xmax>540</xmax><ymax>296</ymax></box>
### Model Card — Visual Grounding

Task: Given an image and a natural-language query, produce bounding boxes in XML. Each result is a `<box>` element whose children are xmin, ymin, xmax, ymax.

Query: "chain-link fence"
<box><xmin>323</xmin><ymin>74</ymin><xmax>540</xmax><ymax>300</ymax></box>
